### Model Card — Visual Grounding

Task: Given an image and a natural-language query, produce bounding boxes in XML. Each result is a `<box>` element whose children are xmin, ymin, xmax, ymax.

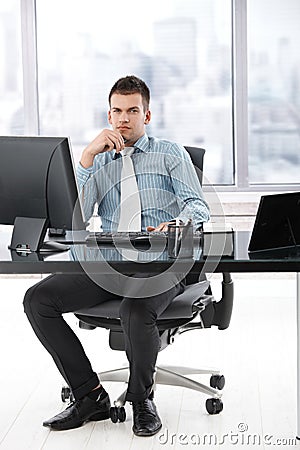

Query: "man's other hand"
<box><xmin>147</xmin><ymin>222</ymin><xmax>173</xmax><ymax>232</ymax></box>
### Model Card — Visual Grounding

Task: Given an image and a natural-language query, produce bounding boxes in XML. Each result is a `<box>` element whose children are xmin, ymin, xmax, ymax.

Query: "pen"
<box><xmin>174</xmin><ymin>218</ymin><xmax>180</xmax><ymax>257</ymax></box>
<box><xmin>177</xmin><ymin>219</ymin><xmax>192</xmax><ymax>256</ymax></box>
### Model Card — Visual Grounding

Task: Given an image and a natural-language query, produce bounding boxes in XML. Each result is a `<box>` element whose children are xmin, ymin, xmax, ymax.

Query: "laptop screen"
<box><xmin>248</xmin><ymin>192</ymin><xmax>300</xmax><ymax>252</ymax></box>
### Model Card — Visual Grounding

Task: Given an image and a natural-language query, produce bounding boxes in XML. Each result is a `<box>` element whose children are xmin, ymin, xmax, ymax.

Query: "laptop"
<box><xmin>248</xmin><ymin>192</ymin><xmax>300</xmax><ymax>253</ymax></box>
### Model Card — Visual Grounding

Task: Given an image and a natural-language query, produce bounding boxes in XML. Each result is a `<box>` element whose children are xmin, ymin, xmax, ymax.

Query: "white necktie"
<box><xmin>117</xmin><ymin>147</ymin><xmax>141</xmax><ymax>232</ymax></box>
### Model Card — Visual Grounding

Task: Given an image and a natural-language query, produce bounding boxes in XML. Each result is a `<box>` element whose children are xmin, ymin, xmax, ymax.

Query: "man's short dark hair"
<box><xmin>109</xmin><ymin>75</ymin><xmax>150</xmax><ymax>111</ymax></box>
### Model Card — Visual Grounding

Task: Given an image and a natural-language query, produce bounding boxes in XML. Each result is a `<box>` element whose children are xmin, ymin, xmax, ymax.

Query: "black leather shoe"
<box><xmin>132</xmin><ymin>398</ymin><xmax>162</xmax><ymax>437</ymax></box>
<box><xmin>43</xmin><ymin>390</ymin><xmax>110</xmax><ymax>431</ymax></box>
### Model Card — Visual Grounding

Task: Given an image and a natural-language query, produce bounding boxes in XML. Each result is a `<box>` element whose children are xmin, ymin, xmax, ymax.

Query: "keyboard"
<box><xmin>86</xmin><ymin>231</ymin><xmax>167</xmax><ymax>247</ymax></box>
<box><xmin>85</xmin><ymin>230</ymin><xmax>202</xmax><ymax>248</ymax></box>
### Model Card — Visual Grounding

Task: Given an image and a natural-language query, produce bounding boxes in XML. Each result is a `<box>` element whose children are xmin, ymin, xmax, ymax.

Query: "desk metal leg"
<box><xmin>297</xmin><ymin>273</ymin><xmax>300</xmax><ymax>439</ymax></box>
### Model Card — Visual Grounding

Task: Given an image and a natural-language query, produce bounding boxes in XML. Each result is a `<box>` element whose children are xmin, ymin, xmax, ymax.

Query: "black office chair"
<box><xmin>61</xmin><ymin>147</ymin><xmax>234</xmax><ymax>422</ymax></box>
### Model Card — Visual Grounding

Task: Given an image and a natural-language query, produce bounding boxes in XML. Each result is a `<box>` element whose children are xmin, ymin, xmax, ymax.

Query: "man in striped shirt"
<box><xmin>23</xmin><ymin>76</ymin><xmax>210</xmax><ymax>437</ymax></box>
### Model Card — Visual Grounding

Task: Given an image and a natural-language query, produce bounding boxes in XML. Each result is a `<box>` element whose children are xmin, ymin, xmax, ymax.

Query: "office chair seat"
<box><xmin>60</xmin><ymin>274</ymin><xmax>233</xmax><ymax>422</ymax></box>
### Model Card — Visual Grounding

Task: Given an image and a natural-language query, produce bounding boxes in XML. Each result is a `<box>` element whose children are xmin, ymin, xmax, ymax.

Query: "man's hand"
<box><xmin>80</xmin><ymin>129</ymin><xmax>125</xmax><ymax>168</ymax></box>
<box><xmin>147</xmin><ymin>221</ymin><xmax>173</xmax><ymax>232</ymax></box>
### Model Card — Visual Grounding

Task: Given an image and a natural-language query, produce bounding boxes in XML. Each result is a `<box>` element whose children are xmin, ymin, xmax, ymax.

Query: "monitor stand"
<box><xmin>9</xmin><ymin>217</ymin><xmax>69</xmax><ymax>253</ymax></box>
<box><xmin>41</xmin><ymin>240</ymin><xmax>70</xmax><ymax>252</ymax></box>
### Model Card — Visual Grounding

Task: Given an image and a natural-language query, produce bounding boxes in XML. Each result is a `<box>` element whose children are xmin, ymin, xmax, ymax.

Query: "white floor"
<box><xmin>0</xmin><ymin>274</ymin><xmax>299</xmax><ymax>450</ymax></box>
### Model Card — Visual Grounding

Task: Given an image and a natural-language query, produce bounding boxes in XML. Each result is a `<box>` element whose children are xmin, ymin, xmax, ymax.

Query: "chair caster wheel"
<box><xmin>110</xmin><ymin>406</ymin><xmax>126</xmax><ymax>423</ymax></box>
<box><xmin>118</xmin><ymin>406</ymin><xmax>126</xmax><ymax>422</ymax></box>
<box><xmin>210</xmin><ymin>375</ymin><xmax>225</xmax><ymax>390</ymax></box>
<box><xmin>206</xmin><ymin>398</ymin><xmax>223</xmax><ymax>415</ymax></box>
<box><xmin>61</xmin><ymin>386</ymin><xmax>75</xmax><ymax>403</ymax></box>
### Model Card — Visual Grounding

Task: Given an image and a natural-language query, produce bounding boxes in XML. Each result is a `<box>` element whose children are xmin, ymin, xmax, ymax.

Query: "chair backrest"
<box><xmin>184</xmin><ymin>146</ymin><xmax>205</xmax><ymax>186</ymax></box>
<box><xmin>183</xmin><ymin>146</ymin><xmax>206</xmax><ymax>286</ymax></box>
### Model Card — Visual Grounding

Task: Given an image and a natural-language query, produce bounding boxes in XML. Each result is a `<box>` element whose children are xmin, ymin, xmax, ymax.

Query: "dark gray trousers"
<box><xmin>23</xmin><ymin>273</ymin><xmax>184</xmax><ymax>402</ymax></box>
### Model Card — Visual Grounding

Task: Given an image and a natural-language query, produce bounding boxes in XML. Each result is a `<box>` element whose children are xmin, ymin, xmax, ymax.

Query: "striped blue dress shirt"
<box><xmin>76</xmin><ymin>134</ymin><xmax>210</xmax><ymax>232</ymax></box>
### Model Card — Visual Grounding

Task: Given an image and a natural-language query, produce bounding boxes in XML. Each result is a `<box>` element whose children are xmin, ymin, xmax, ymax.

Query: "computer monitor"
<box><xmin>0</xmin><ymin>136</ymin><xmax>86</xmax><ymax>252</ymax></box>
<box><xmin>248</xmin><ymin>192</ymin><xmax>300</xmax><ymax>253</ymax></box>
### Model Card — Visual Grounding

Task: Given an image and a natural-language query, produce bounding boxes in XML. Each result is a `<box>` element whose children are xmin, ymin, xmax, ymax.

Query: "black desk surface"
<box><xmin>0</xmin><ymin>228</ymin><xmax>300</xmax><ymax>274</ymax></box>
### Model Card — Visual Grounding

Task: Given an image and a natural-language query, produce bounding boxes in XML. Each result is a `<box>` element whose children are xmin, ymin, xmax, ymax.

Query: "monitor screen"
<box><xmin>0</xmin><ymin>136</ymin><xmax>86</xmax><ymax>252</ymax></box>
<box><xmin>248</xmin><ymin>192</ymin><xmax>300</xmax><ymax>253</ymax></box>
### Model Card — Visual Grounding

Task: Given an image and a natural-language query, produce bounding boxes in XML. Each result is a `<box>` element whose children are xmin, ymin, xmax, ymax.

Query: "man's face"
<box><xmin>108</xmin><ymin>93</ymin><xmax>151</xmax><ymax>145</ymax></box>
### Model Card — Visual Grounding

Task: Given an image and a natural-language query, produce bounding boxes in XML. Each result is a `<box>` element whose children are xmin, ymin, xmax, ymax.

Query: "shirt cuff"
<box><xmin>77</xmin><ymin>163</ymin><xmax>93</xmax><ymax>183</ymax></box>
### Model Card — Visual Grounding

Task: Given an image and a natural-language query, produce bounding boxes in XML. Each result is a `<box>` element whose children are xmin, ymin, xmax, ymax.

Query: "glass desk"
<box><xmin>1</xmin><ymin>229</ymin><xmax>300</xmax><ymax>274</ymax></box>
<box><xmin>1</xmin><ymin>228</ymin><xmax>300</xmax><ymax>438</ymax></box>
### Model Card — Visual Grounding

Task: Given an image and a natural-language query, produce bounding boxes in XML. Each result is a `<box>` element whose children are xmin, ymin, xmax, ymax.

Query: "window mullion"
<box><xmin>232</xmin><ymin>0</ymin><xmax>249</xmax><ymax>189</ymax></box>
<box><xmin>20</xmin><ymin>0</ymin><xmax>40</xmax><ymax>135</ymax></box>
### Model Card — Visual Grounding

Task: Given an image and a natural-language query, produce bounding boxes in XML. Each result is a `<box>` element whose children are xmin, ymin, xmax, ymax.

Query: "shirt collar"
<box><xmin>133</xmin><ymin>133</ymin><xmax>150</xmax><ymax>153</ymax></box>
<box><xmin>113</xmin><ymin>133</ymin><xmax>150</xmax><ymax>159</ymax></box>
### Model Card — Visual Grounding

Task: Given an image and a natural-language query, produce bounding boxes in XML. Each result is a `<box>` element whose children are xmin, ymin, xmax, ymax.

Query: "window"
<box><xmin>14</xmin><ymin>1</ymin><xmax>300</xmax><ymax>191</ymax></box>
<box><xmin>248</xmin><ymin>0</ymin><xmax>300</xmax><ymax>184</ymax></box>
<box><xmin>36</xmin><ymin>0</ymin><xmax>233</xmax><ymax>184</ymax></box>
<box><xmin>0</xmin><ymin>1</ymin><xmax>24</xmax><ymax>134</ymax></box>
